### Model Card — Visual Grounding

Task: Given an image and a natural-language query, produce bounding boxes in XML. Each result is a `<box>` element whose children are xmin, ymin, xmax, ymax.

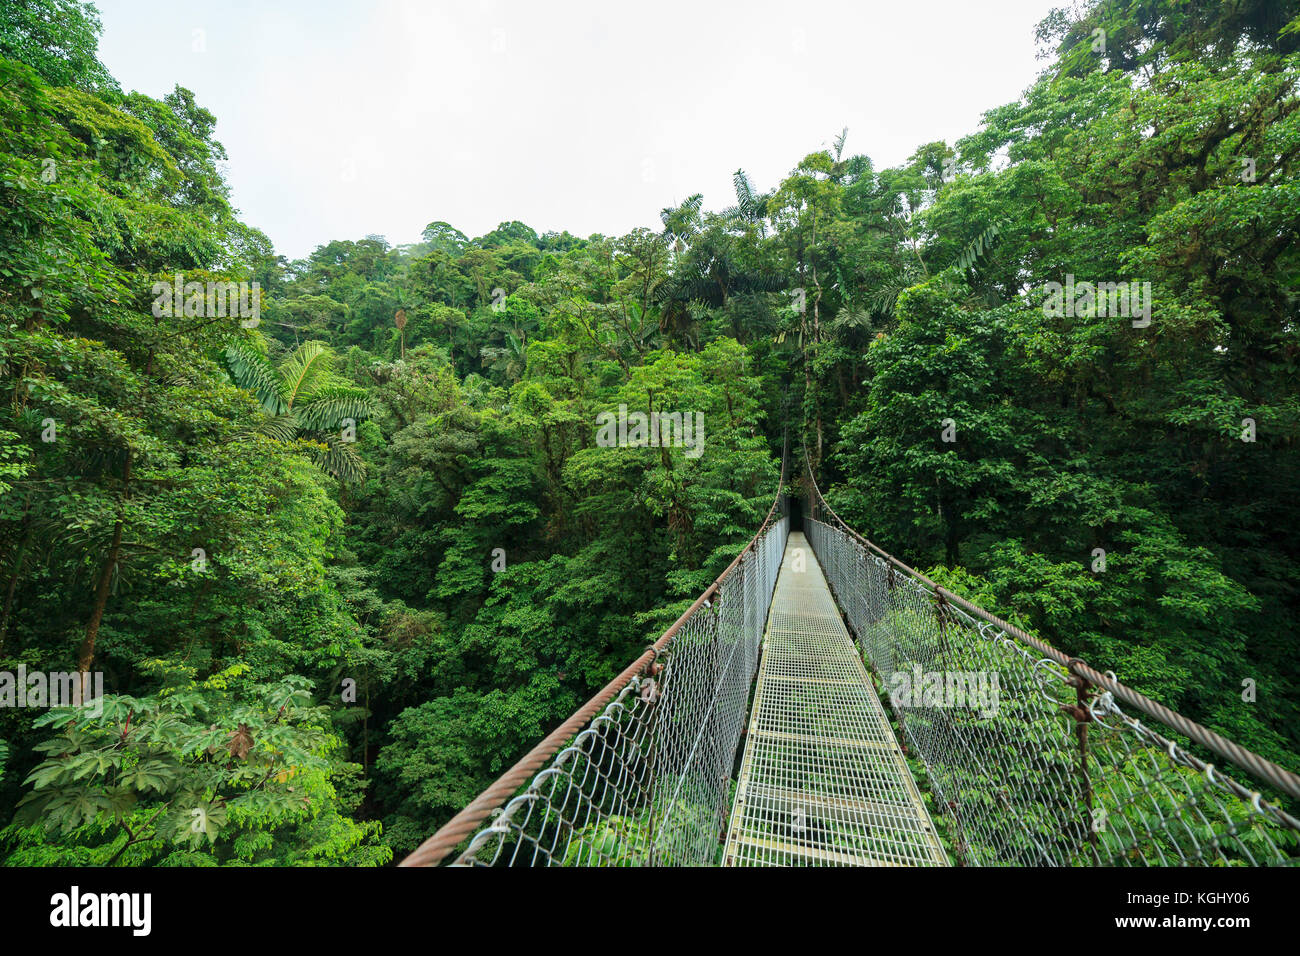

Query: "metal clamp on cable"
<box><xmin>1062</xmin><ymin>657</ymin><xmax>1094</xmax><ymax>723</ymax></box>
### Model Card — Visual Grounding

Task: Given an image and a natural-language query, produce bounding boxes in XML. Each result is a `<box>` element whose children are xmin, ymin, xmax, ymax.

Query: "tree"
<box><xmin>0</xmin><ymin>0</ymin><xmax>117</xmax><ymax>92</ymax></box>
<box><xmin>6</xmin><ymin>666</ymin><xmax>389</xmax><ymax>865</ymax></box>
<box><xmin>225</xmin><ymin>339</ymin><xmax>374</xmax><ymax>482</ymax></box>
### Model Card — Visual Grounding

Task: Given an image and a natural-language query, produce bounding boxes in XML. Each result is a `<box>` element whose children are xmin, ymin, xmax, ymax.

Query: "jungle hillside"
<box><xmin>1</xmin><ymin>0</ymin><xmax>1298</xmax><ymax>865</ymax></box>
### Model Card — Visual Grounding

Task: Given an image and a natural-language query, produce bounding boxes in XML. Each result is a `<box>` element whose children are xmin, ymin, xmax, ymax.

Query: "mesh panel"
<box><xmin>723</xmin><ymin>533</ymin><xmax>948</xmax><ymax>866</ymax></box>
<box><xmin>806</xmin><ymin>517</ymin><xmax>1300</xmax><ymax>867</ymax></box>
<box><xmin>454</xmin><ymin>508</ymin><xmax>790</xmax><ymax>866</ymax></box>
<box><xmin>427</xmin><ymin>486</ymin><xmax>1299</xmax><ymax>868</ymax></box>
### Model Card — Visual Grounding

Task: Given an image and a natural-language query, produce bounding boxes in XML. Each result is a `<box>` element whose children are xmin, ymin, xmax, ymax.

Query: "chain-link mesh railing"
<box><xmin>805</xmin><ymin>475</ymin><xmax>1300</xmax><ymax>866</ymax></box>
<box><xmin>403</xmin><ymin>444</ymin><xmax>1300</xmax><ymax>868</ymax></box>
<box><xmin>400</xmin><ymin>464</ymin><xmax>789</xmax><ymax>867</ymax></box>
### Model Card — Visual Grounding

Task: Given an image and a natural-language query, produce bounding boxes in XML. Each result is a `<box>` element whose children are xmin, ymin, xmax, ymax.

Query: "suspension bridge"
<box><xmin>401</xmin><ymin>453</ymin><xmax>1300</xmax><ymax>867</ymax></box>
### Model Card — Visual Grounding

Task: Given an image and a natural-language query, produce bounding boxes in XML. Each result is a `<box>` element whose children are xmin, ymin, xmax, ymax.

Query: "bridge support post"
<box><xmin>1064</xmin><ymin>659</ymin><xmax>1098</xmax><ymax>864</ymax></box>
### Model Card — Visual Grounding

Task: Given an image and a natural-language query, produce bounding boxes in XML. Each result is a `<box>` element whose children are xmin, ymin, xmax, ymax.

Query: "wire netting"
<box><xmin>723</xmin><ymin>532</ymin><xmax>949</xmax><ymax>866</ymax></box>
<box><xmin>805</xmin><ymin>515</ymin><xmax>1300</xmax><ymax>866</ymax></box>
<box><xmin>415</xmin><ymin>460</ymin><xmax>1300</xmax><ymax>868</ymax></box>
<box><xmin>452</xmin><ymin>504</ymin><xmax>790</xmax><ymax>866</ymax></box>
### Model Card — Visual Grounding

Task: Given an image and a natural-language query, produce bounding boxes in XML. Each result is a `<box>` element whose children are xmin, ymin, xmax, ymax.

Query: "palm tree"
<box><xmin>726</xmin><ymin>168</ymin><xmax>773</xmax><ymax>236</ymax></box>
<box><xmin>225</xmin><ymin>339</ymin><xmax>373</xmax><ymax>482</ymax></box>
<box><xmin>653</xmin><ymin>222</ymin><xmax>786</xmax><ymax>345</ymax></box>
<box><xmin>659</xmin><ymin>193</ymin><xmax>704</xmax><ymax>254</ymax></box>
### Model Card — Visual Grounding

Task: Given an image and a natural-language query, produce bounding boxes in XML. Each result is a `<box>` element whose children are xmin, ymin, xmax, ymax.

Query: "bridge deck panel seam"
<box><xmin>724</xmin><ymin>532</ymin><xmax>949</xmax><ymax>868</ymax></box>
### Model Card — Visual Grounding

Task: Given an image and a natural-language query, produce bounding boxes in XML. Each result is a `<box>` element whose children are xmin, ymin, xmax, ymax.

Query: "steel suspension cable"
<box><xmin>803</xmin><ymin>455</ymin><xmax>1300</xmax><ymax>812</ymax></box>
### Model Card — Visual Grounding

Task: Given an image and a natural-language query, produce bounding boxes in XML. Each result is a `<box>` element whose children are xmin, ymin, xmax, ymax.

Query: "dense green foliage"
<box><xmin>0</xmin><ymin>0</ymin><xmax>1296</xmax><ymax>864</ymax></box>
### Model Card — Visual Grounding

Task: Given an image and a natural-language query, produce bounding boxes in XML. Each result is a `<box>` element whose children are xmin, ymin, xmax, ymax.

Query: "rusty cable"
<box><xmin>400</xmin><ymin>445</ymin><xmax>789</xmax><ymax>866</ymax></box>
<box><xmin>803</xmin><ymin>458</ymin><xmax>1300</xmax><ymax>806</ymax></box>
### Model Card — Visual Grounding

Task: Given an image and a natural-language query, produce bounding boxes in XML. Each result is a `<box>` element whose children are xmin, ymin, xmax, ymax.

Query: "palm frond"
<box><xmin>868</xmin><ymin>279</ymin><xmax>912</xmax><ymax>316</ymax></box>
<box><xmin>948</xmin><ymin>222</ymin><xmax>1003</xmax><ymax>273</ymax></box>
<box><xmin>830</xmin><ymin>307</ymin><xmax>874</xmax><ymax>334</ymax></box>
<box><xmin>227</xmin><ymin>411</ymin><xmax>299</xmax><ymax>445</ymax></box>
<box><xmin>278</xmin><ymin>340</ymin><xmax>332</xmax><ymax>409</ymax></box>
<box><xmin>310</xmin><ymin>434</ymin><xmax>367</xmax><ymax>483</ymax></box>
<box><xmin>730</xmin><ymin>169</ymin><xmax>771</xmax><ymax>232</ymax></box>
<box><xmin>295</xmin><ymin>385</ymin><xmax>373</xmax><ymax>430</ymax></box>
<box><xmin>660</xmin><ymin>194</ymin><xmax>704</xmax><ymax>237</ymax></box>
<box><xmin>739</xmin><ymin>273</ymin><xmax>786</xmax><ymax>294</ymax></box>
<box><xmin>224</xmin><ymin>340</ymin><xmax>284</xmax><ymax>413</ymax></box>
<box><xmin>258</xmin><ymin>412</ymin><xmax>300</xmax><ymax>442</ymax></box>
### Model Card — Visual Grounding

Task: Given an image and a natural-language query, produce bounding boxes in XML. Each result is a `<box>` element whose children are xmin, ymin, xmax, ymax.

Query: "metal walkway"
<box><xmin>724</xmin><ymin>532</ymin><xmax>948</xmax><ymax>867</ymax></box>
<box><xmin>411</xmin><ymin>461</ymin><xmax>1300</xmax><ymax>868</ymax></box>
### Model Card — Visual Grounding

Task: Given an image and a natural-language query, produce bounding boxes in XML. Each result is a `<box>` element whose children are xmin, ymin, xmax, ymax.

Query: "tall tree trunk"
<box><xmin>816</xmin><ymin>408</ymin><xmax>824</xmax><ymax>466</ymax></box>
<box><xmin>78</xmin><ymin>449</ymin><xmax>131</xmax><ymax>688</ymax></box>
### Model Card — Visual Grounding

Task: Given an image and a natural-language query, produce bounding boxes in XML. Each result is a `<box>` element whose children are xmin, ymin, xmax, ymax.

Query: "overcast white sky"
<box><xmin>94</xmin><ymin>0</ymin><xmax>1060</xmax><ymax>260</ymax></box>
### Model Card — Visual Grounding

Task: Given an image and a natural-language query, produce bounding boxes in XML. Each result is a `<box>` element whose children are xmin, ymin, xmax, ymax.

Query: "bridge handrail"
<box><xmin>399</xmin><ymin>441</ymin><xmax>790</xmax><ymax>867</ymax></box>
<box><xmin>803</xmin><ymin>457</ymin><xmax>1300</xmax><ymax>815</ymax></box>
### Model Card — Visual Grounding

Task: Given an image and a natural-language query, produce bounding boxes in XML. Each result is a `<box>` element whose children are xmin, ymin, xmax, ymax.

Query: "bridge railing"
<box><xmin>400</xmin><ymin>461</ymin><xmax>789</xmax><ymax>866</ymax></box>
<box><xmin>805</xmin><ymin>470</ymin><xmax>1300</xmax><ymax>866</ymax></box>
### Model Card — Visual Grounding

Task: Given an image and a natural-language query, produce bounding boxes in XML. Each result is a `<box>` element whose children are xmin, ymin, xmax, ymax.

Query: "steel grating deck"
<box><xmin>724</xmin><ymin>532</ymin><xmax>949</xmax><ymax>867</ymax></box>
